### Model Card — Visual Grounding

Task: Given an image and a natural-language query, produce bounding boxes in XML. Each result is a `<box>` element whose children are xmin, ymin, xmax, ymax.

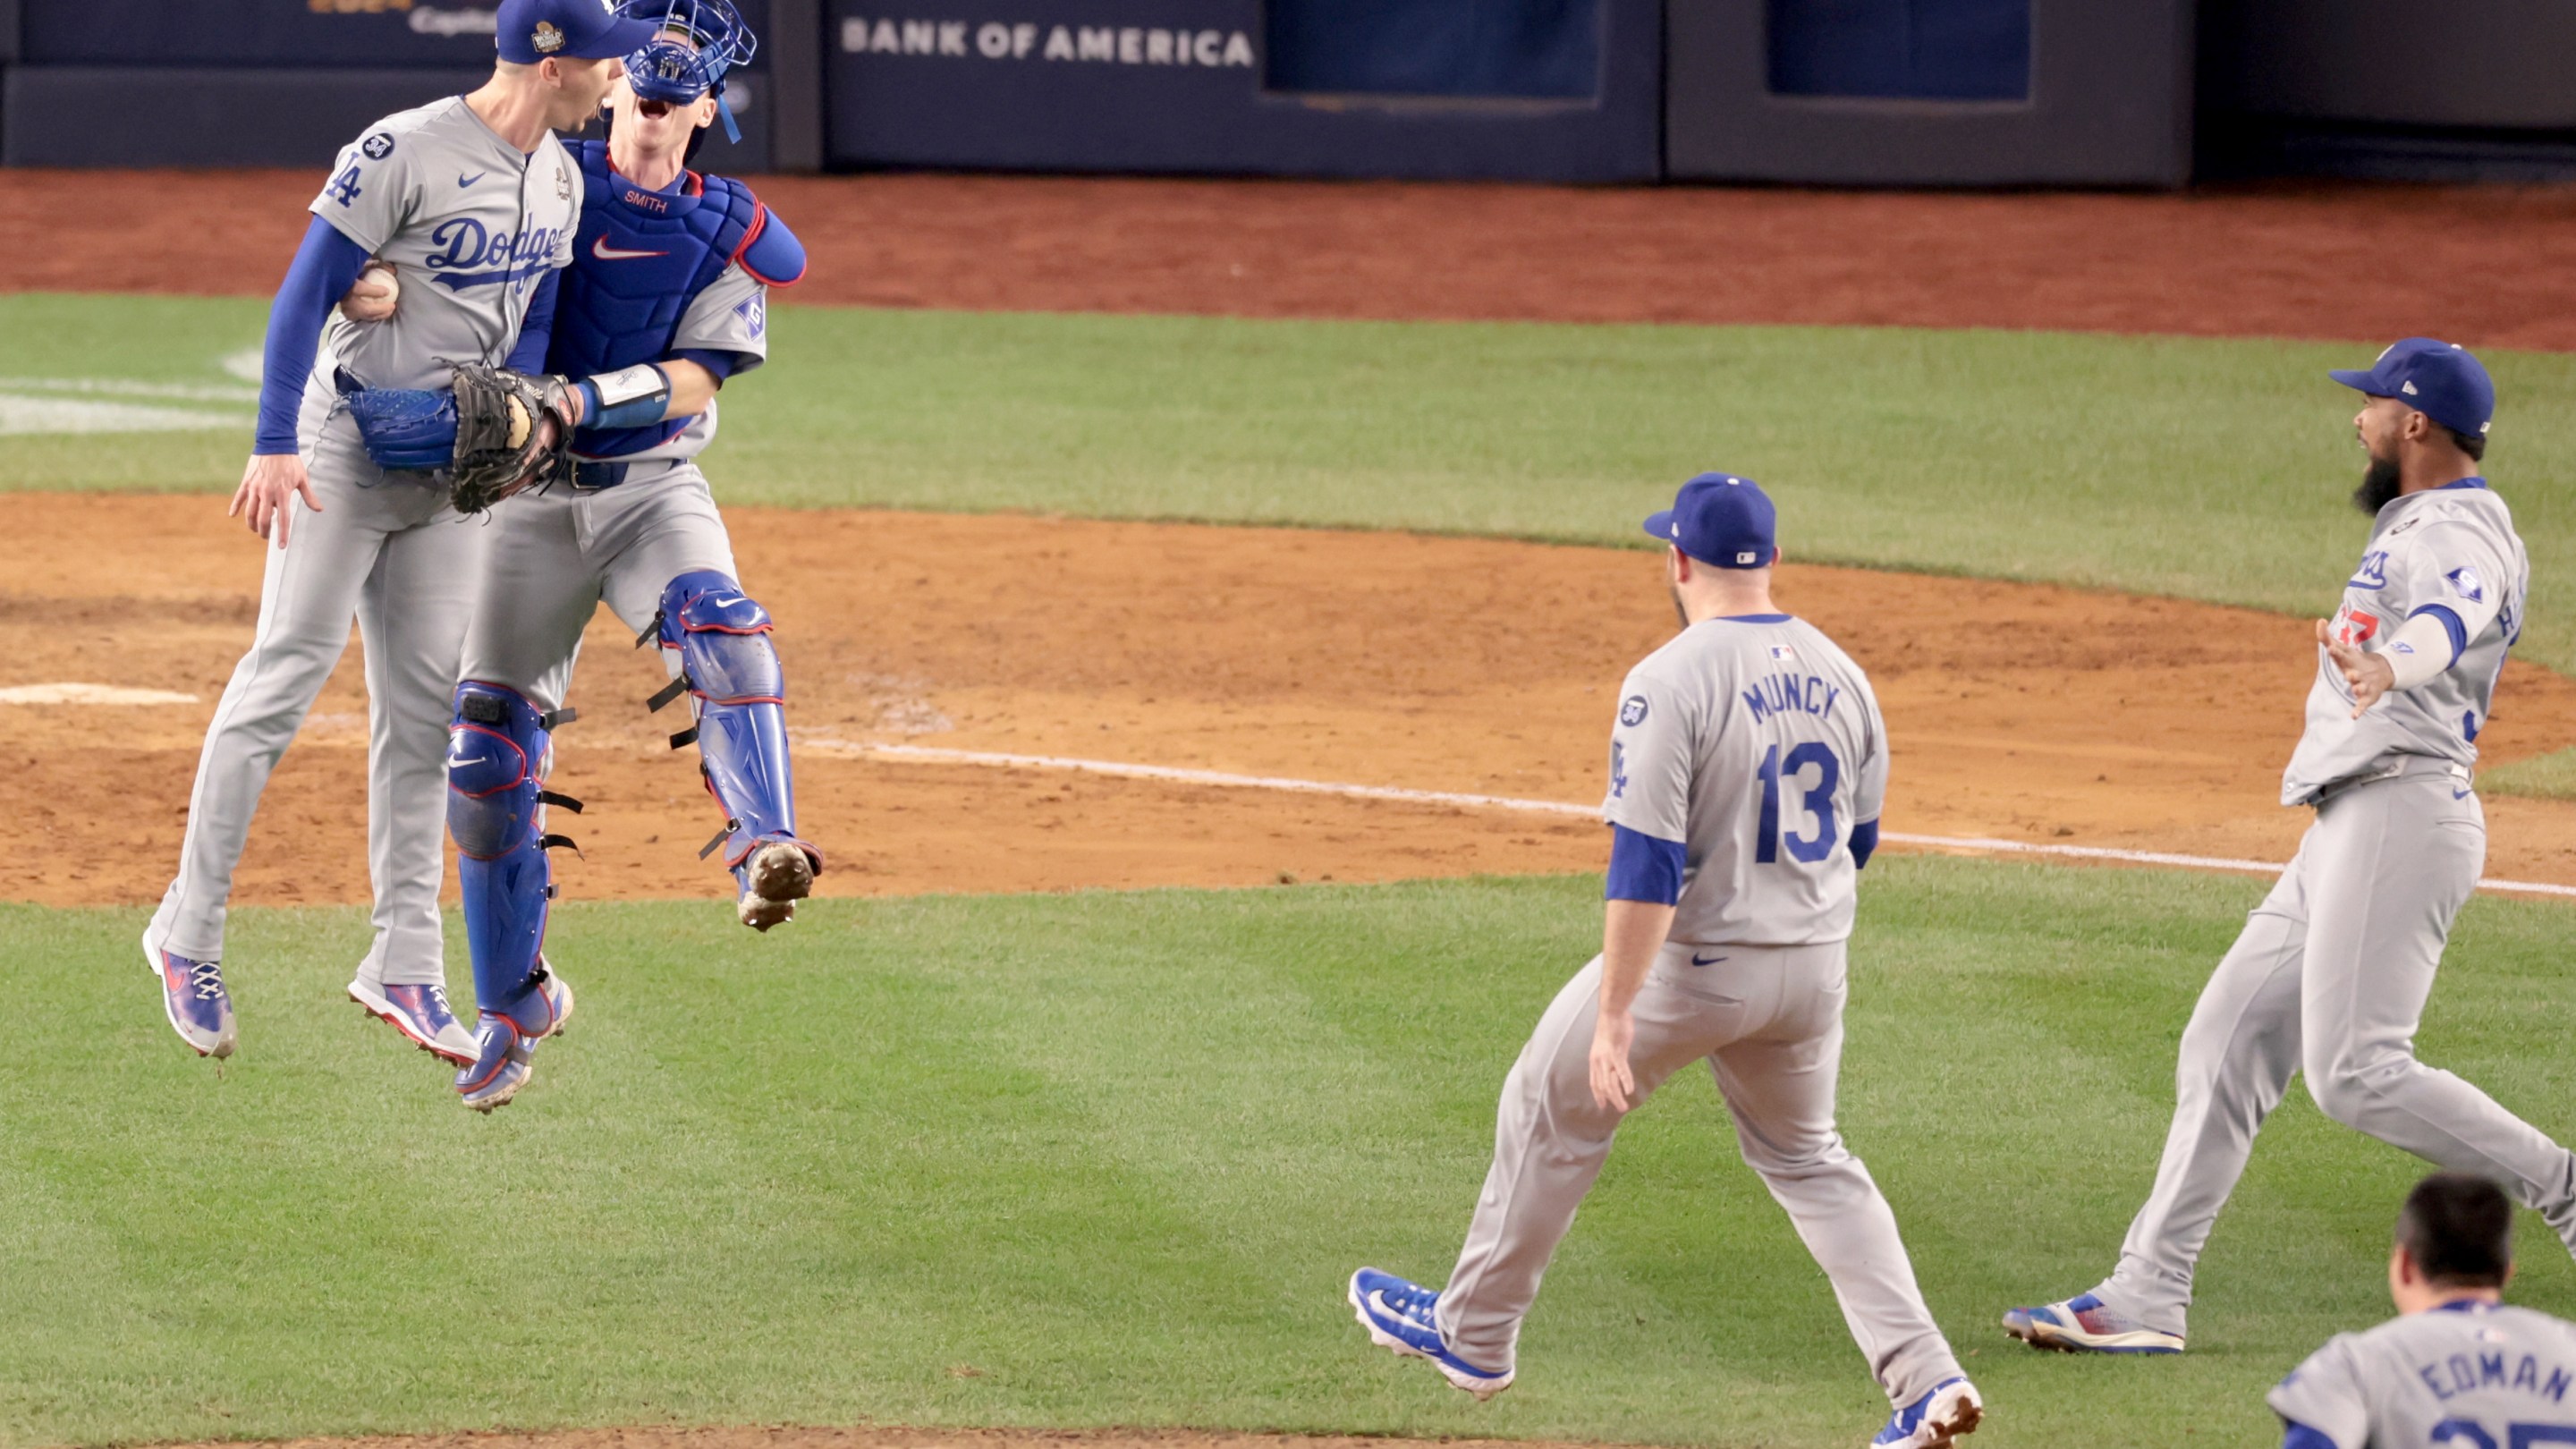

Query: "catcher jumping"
<box><xmin>341</xmin><ymin>0</ymin><xmax>819</xmax><ymax>1111</ymax></box>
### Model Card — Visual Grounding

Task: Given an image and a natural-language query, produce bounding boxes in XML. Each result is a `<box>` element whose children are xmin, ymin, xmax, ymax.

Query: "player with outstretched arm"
<box><xmin>340</xmin><ymin>0</ymin><xmax>819</xmax><ymax>1111</ymax></box>
<box><xmin>1346</xmin><ymin>474</ymin><xmax>1983</xmax><ymax>1449</ymax></box>
<box><xmin>2003</xmin><ymin>341</ymin><xmax>2576</xmax><ymax>1355</ymax></box>
<box><xmin>144</xmin><ymin>0</ymin><xmax>656</xmax><ymax>1063</ymax></box>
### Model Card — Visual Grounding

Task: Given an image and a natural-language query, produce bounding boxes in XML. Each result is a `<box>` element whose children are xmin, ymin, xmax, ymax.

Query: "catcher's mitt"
<box><xmin>447</xmin><ymin>363</ymin><xmax>575</xmax><ymax>514</ymax></box>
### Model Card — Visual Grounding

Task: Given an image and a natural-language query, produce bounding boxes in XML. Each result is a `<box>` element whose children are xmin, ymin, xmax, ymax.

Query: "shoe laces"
<box><xmin>1377</xmin><ymin>1279</ymin><xmax>1438</xmax><ymax>1320</ymax></box>
<box><xmin>190</xmin><ymin>961</ymin><xmax>225</xmax><ymax>1001</ymax></box>
<box><xmin>424</xmin><ymin>984</ymin><xmax>453</xmax><ymax>1018</ymax></box>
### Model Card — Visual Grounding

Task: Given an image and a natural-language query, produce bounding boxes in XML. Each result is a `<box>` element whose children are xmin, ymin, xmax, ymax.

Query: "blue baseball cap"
<box><xmin>496</xmin><ymin>0</ymin><xmax>664</xmax><ymax>63</ymax></box>
<box><xmin>1642</xmin><ymin>472</ymin><xmax>1777</xmax><ymax>569</ymax></box>
<box><xmin>2329</xmin><ymin>337</ymin><xmax>2496</xmax><ymax>438</ymax></box>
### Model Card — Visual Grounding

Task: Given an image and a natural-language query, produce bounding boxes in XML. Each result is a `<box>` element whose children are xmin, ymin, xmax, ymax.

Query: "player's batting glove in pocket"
<box><xmin>343</xmin><ymin>383</ymin><xmax>462</xmax><ymax>472</ymax></box>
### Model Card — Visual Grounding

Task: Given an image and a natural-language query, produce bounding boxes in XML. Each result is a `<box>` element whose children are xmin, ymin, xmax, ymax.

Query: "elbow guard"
<box><xmin>576</xmin><ymin>363</ymin><xmax>671</xmax><ymax>432</ymax></box>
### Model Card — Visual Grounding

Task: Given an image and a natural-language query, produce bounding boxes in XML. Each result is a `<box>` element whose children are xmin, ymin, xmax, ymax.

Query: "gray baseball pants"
<box><xmin>150</xmin><ymin>450</ymin><xmax>483</xmax><ymax>987</ymax></box>
<box><xmin>1435</xmin><ymin>940</ymin><xmax>1964</xmax><ymax>1408</ymax></box>
<box><xmin>456</xmin><ymin>460</ymin><xmax>737</xmax><ymax>710</ymax></box>
<box><xmin>2093</xmin><ymin>765</ymin><xmax>2576</xmax><ymax>1338</ymax></box>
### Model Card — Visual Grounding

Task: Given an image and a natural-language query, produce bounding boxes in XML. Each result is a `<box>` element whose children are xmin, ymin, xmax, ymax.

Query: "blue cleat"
<box><xmin>1873</xmin><ymin>1377</ymin><xmax>1983</xmax><ymax>1448</ymax></box>
<box><xmin>2001</xmin><ymin>1292</ymin><xmax>2183</xmax><ymax>1354</ymax></box>
<box><xmin>1346</xmin><ymin>1267</ymin><xmax>1513</xmax><ymax>1401</ymax></box>
<box><xmin>143</xmin><ymin>927</ymin><xmax>234</xmax><ymax>1058</ymax></box>
<box><xmin>348</xmin><ymin>978</ymin><xmax>477</xmax><ymax>1064</ymax></box>
<box><xmin>454</xmin><ymin>962</ymin><xmax>573</xmax><ymax>1113</ymax></box>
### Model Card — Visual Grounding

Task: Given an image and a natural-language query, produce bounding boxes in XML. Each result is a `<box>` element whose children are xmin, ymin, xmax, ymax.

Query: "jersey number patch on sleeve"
<box><xmin>326</xmin><ymin>165</ymin><xmax>364</xmax><ymax>208</ymax></box>
<box><xmin>1754</xmin><ymin>741</ymin><xmax>1841</xmax><ymax>865</ymax></box>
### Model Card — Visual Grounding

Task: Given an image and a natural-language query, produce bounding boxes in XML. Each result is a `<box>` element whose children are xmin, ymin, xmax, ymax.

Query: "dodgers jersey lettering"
<box><xmin>2284</xmin><ymin>482</ymin><xmax>2529</xmax><ymax>805</ymax></box>
<box><xmin>1605</xmin><ymin>614</ymin><xmax>1886</xmax><ymax>946</ymax></box>
<box><xmin>299</xmin><ymin>97</ymin><xmax>580</xmax><ymax>422</ymax></box>
<box><xmin>2269</xmin><ymin>1302</ymin><xmax>2576</xmax><ymax>1449</ymax></box>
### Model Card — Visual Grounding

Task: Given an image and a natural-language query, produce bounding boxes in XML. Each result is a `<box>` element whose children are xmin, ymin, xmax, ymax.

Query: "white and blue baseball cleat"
<box><xmin>453</xmin><ymin>963</ymin><xmax>574</xmax><ymax>1113</ymax></box>
<box><xmin>1872</xmin><ymin>1377</ymin><xmax>1983</xmax><ymax>1448</ymax></box>
<box><xmin>143</xmin><ymin>927</ymin><xmax>235</xmax><ymax>1058</ymax></box>
<box><xmin>1346</xmin><ymin>1267</ymin><xmax>1513</xmax><ymax>1401</ymax></box>
<box><xmin>348</xmin><ymin>977</ymin><xmax>478</xmax><ymax>1064</ymax></box>
<box><xmin>2000</xmin><ymin>1292</ymin><xmax>2184</xmax><ymax>1354</ymax></box>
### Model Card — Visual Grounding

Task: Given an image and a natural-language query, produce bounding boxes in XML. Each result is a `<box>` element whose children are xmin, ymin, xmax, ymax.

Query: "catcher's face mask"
<box><xmin>615</xmin><ymin>0</ymin><xmax>758</xmax><ymax>144</ymax></box>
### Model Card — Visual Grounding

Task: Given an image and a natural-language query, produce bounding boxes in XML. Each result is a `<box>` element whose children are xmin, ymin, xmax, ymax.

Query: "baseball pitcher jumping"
<box><xmin>146</xmin><ymin>0</ymin><xmax>657</xmax><ymax>1063</ymax></box>
<box><xmin>2003</xmin><ymin>340</ymin><xmax>2576</xmax><ymax>1355</ymax></box>
<box><xmin>338</xmin><ymin>0</ymin><xmax>818</xmax><ymax>1110</ymax></box>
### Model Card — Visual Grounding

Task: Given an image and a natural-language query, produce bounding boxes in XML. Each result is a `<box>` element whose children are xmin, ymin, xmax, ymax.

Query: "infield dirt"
<box><xmin>12</xmin><ymin>494</ymin><xmax>2576</xmax><ymax>909</ymax></box>
<box><xmin>13</xmin><ymin>174</ymin><xmax>2576</xmax><ymax>907</ymax></box>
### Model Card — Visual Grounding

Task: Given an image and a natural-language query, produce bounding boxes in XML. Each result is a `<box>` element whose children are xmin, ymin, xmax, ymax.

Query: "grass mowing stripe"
<box><xmin>6</xmin><ymin>861</ymin><xmax>2571</xmax><ymax>1449</ymax></box>
<box><xmin>9</xmin><ymin>293</ymin><xmax>2576</xmax><ymax>672</ymax></box>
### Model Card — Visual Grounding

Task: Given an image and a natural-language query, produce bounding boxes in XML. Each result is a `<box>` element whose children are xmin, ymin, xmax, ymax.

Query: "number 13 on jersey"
<box><xmin>1755</xmin><ymin>741</ymin><xmax>1841</xmax><ymax>864</ymax></box>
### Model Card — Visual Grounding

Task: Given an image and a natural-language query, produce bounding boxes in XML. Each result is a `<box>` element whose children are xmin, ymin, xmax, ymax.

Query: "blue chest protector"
<box><xmin>550</xmin><ymin>139</ymin><xmax>806</xmax><ymax>461</ymax></box>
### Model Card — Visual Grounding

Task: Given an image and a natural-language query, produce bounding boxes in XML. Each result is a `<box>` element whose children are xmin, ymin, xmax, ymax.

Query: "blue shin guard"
<box><xmin>446</xmin><ymin>682</ymin><xmax>579</xmax><ymax>1034</ymax></box>
<box><xmin>651</xmin><ymin>572</ymin><xmax>821</xmax><ymax>886</ymax></box>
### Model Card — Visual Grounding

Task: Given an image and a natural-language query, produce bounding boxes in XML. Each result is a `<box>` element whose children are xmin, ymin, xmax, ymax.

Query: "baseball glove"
<box><xmin>446</xmin><ymin>363</ymin><xmax>575</xmax><ymax>514</ymax></box>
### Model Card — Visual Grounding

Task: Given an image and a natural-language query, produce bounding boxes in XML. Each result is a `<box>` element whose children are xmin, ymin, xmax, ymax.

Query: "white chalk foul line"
<box><xmin>801</xmin><ymin>739</ymin><xmax>2576</xmax><ymax>901</ymax></box>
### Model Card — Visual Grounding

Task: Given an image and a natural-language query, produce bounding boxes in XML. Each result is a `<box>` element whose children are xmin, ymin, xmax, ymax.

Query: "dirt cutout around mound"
<box><xmin>23</xmin><ymin>169</ymin><xmax>2576</xmax><ymax>346</ymax></box>
<box><xmin>12</xmin><ymin>494</ymin><xmax>2576</xmax><ymax>911</ymax></box>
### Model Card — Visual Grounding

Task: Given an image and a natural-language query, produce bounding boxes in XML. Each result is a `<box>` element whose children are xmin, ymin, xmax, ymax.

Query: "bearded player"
<box><xmin>144</xmin><ymin>0</ymin><xmax>656</xmax><ymax>1063</ymax></box>
<box><xmin>2003</xmin><ymin>341</ymin><xmax>2576</xmax><ymax>1354</ymax></box>
<box><xmin>343</xmin><ymin>0</ymin><xmax>817</xmax><ymax>1111</ymax></box>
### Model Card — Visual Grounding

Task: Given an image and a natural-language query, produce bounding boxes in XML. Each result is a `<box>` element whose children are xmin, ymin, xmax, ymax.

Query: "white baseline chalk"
<box><xmin>800</xmin><ymin>739</ymin><xmax>2576</xmax><ymax>901</ymax></box>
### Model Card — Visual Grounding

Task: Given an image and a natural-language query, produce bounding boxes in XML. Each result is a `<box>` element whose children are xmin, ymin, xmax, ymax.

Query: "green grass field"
<box><xmin>5</xmin><ymin>861</ymin><xmax>2572</xmax><ymax>1449</ymax></box>
<box><xmin>5</xmin><ymin>292</ymin><xmax>2573</xmax><ymax>671</ymax></box>
<box><xmin>10</xmin><ymin>290</ymin><xmax>2576</xmax><ymax>1449</ymax></box>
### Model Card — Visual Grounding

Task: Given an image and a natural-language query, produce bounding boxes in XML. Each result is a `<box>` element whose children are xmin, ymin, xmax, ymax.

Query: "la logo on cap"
<box><xmin>532</xmin><ymin>19</ymin><xmax>565</xmax><ymax>51</ymax></box>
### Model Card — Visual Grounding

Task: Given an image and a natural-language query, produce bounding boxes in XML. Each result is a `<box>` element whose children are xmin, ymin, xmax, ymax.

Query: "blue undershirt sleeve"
<box><xmin>504</xmin><ymin>268</ymin><xmax>564</xmax><ymax>375</ymax></box>
<box><xmin>673</xmin><ymin>347</ymin><xmax>746</xmax><ymax>382</ymax></box>
<box><xmin>1605</xmin><ymin>824</ymin><xmax>1685</xmax><ymax>905</ymax></box>
<box><xmin>2407</xmin><ymin>603</ymin><xmax>2469</xmax><ymax>667</ymax></box>
<box><xmin>1850</xmin><ymin>818</ymin><xmax>1880</xmax><ymax>870</ymax></box>
<box><xmin>255</xmin><ymin>216</ymin><xmax>374</xmax><ymax>455</ymax></box>
<box><xmin>2280</xmin><ymin>1421</ymin><xmax>2339</xmax><ymax>1449</ymax></box>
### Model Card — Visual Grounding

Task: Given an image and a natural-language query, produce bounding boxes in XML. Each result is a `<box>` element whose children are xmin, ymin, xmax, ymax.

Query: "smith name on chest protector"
<box><xmin>552</xmin><ymin>139</ymin><xmax>806</xmax><ymax>460</ymax></box>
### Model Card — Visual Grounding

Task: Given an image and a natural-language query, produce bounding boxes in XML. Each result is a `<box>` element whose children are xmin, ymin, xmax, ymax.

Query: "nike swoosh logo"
<box><xmin>449</xmin><ymin>755</ymin><xmax>489</xmax><ymax>768</ymax></box>
<box><xmin>459</xmin><ymin>171</ymin><xmax>486</xmax><ymax>187</ymax></box>
<box><xmin>2454</xmin><ymin>787</ymin><xmax>2474</xmax><ymax>800</ymax></box>
<box><xmin>591</xmin><ymin>238</ymin><xmax>671</xmax><ymax>260</ymax></box>
<box><xmin>1690</xmin><ymin>953</ymin><xmax>1727</xmax><ymax>967</ymax></box>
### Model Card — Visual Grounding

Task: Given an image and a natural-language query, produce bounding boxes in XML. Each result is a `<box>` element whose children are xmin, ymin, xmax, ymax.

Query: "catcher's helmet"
<box><xmin>615</xmin><ymin>0</ymin><xmax>758</xmax><ymax>143</ymax></box>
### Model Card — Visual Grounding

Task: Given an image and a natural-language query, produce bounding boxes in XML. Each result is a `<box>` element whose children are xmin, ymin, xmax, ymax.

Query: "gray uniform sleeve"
<box><xmin>309</xmin><ymin>126</ymin><xmax>422</xmax><ymax>255</ymax></box>
<box><xmin>2386</xmin><ymin>517</ymin><xmax>2511</xmax><ymax>648</ymax></box>
<box><xmin>1604</xmin><ymin>666</ymin><xmax>1693</xmax><ymax>843</ymax></box>
<box><xmin>672</xmin><ymin>263</ymin><xmax>770</xmax><ymax>371</ymax></box>
<box><xmin>2266</xmin><ymin>1336</ymin><xmax>2371</xmax><ymax>1449</ymax></box>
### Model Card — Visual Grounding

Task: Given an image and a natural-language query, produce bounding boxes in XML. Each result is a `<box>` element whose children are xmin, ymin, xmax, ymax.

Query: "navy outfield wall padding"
<box><xmin>1766</xmin><ymin>0</ymin><xmax>2029</xmax><ymax>102</ymax></box>
<box><xmin>826</xmin><ymin>0</ymin><xmax>1660</xmax><ymax>182</ymax></box>
<box><xmin>1667</xmin><ymin>0</ymin><xmax>2191</xmax><ymax>185</ymax></box>
<box><xmin>1265</xmin><ymin>0</ymin><xmax>1598</xmax><ymax>99</ymax></box>
<box><xmin>22</xmin><ymin>0</ymin><xmax>770</xmax><ymax>67</ymax></box>
<box><xmin>3</xmin><ymin>64</ymin><xmax>772</xmax><ymax>169</ymax></box>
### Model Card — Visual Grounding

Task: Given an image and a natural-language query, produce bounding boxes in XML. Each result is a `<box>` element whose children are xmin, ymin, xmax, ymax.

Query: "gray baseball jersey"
<box><xmin>1603</xmin><ymin>614</ymin><xmax>1886</xmax><ymax>945</ymax></box>
<box><xmin>2270</xmin><ymin>1301</ymin><xmax>2576</xmax><ymax>1448</ymax></box>
<box><xmin>301</xmin><ymin>97</ymin><xmax>580</xmax><ymax>405</ymax></box>
<box><xmin>2284</xmin><ymin>483</ymin><xmax>2529</xmax><ymax>806</ymax></box>
<box><xmin>589</xmin><ymin>264</ymin><xmax>771</xmax><ymax>465</ymax></box>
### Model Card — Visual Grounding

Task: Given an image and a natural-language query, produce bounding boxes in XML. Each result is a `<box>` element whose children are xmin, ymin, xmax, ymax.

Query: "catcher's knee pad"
<box><xmin>653</xmin><ymin>571</ymin><xmax>815</xmax><ymax>873</ymax></box>
<box><xmin>447</xmin><ymin>682</ymin><xmax>578</xmax><ymax>1013</ymax></box>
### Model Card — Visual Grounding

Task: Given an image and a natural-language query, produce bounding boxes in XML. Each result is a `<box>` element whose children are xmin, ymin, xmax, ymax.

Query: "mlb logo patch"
<box><xmin>1768</xmin><ymin>643</ymin><xmax>1797</xmax><ymax>661</ymax></box>
<box><xmin>1734</xmin><ymin>550</ymin><xmax>1758</xmax><ymax>564</ymax></box>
